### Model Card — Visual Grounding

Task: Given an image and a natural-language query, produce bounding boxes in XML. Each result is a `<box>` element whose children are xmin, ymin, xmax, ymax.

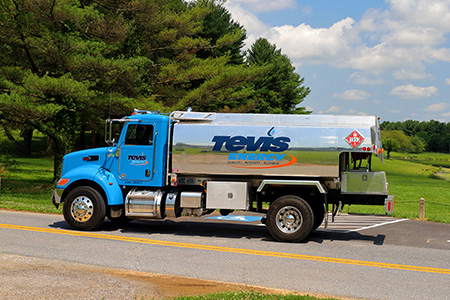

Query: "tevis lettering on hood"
<box><xmin>212</xmin><ymin>135</ymin><xmax>291</xmax><ymax>152</ymax></box>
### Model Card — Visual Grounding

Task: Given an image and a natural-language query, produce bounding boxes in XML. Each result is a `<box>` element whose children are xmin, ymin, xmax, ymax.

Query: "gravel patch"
<box><xmin>0</xmin><ymin>253</ymin><xmax>291</xmax><ymax>299</ymax></box>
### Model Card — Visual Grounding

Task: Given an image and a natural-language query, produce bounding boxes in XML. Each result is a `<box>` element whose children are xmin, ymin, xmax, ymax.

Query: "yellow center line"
<box><xmin>1</xmin><ymin>223</ymin><xmax>449</xmax><ymax>275</ymax></box>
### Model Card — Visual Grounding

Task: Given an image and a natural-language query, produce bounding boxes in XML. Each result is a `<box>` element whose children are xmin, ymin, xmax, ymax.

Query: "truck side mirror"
<box><xmin>106</xmin><ymin>138</ymin><xmax>115</xmax><ymax>146</ymax></box>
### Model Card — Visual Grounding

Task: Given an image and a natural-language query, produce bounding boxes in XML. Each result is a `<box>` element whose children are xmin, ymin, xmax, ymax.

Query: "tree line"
<box><xmin>0</xmin><ymin>0</ymin><xmax>310</xmax><ymax>181</ymax></box>
<box><xmin>381</xmin><ymin>120</ymin><xmax>450</xmax><ymax>158</ymax></box>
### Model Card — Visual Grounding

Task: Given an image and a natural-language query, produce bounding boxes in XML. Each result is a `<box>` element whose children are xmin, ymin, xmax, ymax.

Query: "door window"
<box><xmin>125</xmin><ymin>124</ymin><xmax>154</xmax><ymax>146</ymax></box>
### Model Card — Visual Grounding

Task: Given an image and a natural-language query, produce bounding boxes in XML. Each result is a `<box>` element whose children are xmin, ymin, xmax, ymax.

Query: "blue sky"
<box><xmin>224</xmin><ymin>0</ymin><xmax>450</xmax><ymax>122</ymax></box>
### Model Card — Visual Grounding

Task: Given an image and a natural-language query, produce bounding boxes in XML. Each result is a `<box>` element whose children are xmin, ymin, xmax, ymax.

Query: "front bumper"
<box><xmin>51</xmin><ymin>188</ymin><xmax>64</xmax><ymax>209</ymax></box>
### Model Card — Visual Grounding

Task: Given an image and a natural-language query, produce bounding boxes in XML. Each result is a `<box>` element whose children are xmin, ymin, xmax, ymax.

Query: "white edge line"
<box><xmin>352</xmin><ymin>219</ymin><xmax>408</xmax><ymax>232</ymax></box>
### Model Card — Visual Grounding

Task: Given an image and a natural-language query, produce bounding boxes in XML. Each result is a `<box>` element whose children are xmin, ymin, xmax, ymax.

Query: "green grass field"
<box><xmin>348</xmin><ymin>155</ymin><xmax>450</xmax><ymax>222</ymax></box>
<box><xmin>0</xmin><ymin>152</ymin><xmax>449</xmax><ymax>222</ymax></box>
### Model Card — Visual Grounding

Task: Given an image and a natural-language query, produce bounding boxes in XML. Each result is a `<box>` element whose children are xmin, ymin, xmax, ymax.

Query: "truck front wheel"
<box><xmin>63</xmin><ymin>186</ymin><xmax>106</xmax><ymax>231</ymax></box>
<box><xmin>266</xmin><ymin>195</ymin><xmax>314</xmax><ymax>242</ymax></box>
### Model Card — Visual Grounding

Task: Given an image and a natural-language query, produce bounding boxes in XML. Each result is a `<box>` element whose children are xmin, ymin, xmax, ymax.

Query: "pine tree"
<box><xmin>246</xmin><ymin>38</ymin><xmax>311</xmax><ymax>114</ymax></box>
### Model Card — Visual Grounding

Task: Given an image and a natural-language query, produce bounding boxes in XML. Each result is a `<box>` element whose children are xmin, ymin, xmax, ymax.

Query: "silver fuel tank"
<box><xmin>170</xmin><ymin>111</ymin><xmax>383</xmax><ymax>178</ymax></box>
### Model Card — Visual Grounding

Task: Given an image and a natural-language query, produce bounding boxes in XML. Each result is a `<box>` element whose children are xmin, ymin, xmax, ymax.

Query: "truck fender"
<box><xmin>256</xmin><ymin>179</ymin><xmax>327</xmax><ymax>194</ymax></box>
<box><xmin>257</xmin><ymin>179</ymin><xmax>329</xmax><ymax>230</ymax></box>
<box><xmin>58</xmin><ymin>165</ymin><xmax>123</xmax><ymax>206</ymax></box>
<box><xmin>93</xmin><ymin>168</ymin><xmax>123</xmax><ymax>206</ymax></box>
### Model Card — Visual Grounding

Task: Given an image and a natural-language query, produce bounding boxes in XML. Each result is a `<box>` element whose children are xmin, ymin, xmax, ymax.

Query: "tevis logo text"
<box><xmin>128</xmin><ymin>155</ymin><xmax>147</xmax><ymax>161</ymax></box>
<box><xmin>212</xmin><ymin>136</ymin><xmax>291</xmax><ymax>152</ymax></box>
<box><xmin>128</xmin><ymin>154</ymin><xmax>149</xmax><ymax>166</ymax></box>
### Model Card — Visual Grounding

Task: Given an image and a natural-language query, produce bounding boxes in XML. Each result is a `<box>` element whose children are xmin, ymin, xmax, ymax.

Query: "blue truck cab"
<box><xmin>52</xmin><ymin>110</ymin><xmax>170</xmax><ymax>230</ymax></box>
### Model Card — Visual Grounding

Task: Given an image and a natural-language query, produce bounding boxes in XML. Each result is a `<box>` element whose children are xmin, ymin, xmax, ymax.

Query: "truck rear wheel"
<box><xmin>63</xmin><ymin>186</ymin><xmax>106</xmax><ymax>231</ymax></box>
<box><xmin>266</xmin><ymin>195</ymin><xmax>313</xmax><ymax>242</ymax></box>
<box><xmin>311</xmin><ymin>204</ymin><xmax>325</xmax><ymax>232</ymax></box>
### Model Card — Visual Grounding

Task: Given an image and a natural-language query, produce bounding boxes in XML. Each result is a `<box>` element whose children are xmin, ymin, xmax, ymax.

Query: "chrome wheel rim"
<box><xmin>275</xmin><ymin>206</ymin><xmax>302</xmax><ymax>234</ymax></box>
<box><xmin>71</xmin><ymin>196</ymin><xmax>94</xmax><ymax>223</ymax></box>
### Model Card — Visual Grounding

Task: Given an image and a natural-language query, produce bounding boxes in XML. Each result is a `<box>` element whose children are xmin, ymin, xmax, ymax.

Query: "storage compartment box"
<box><xmin>341</xmin><ymin>171</ymin><xmax>388</xmax><ymax>195</ymax></box>
<box><xmin>206</xmin><ymin>181</ymin><xmax>248</xmax><ymax>209</ymax></box>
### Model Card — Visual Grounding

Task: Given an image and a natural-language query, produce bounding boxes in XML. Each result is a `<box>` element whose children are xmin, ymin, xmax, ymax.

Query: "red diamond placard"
<box><xmin>345</xmin><ymin>130</ymin><xmax>365</xmax><ymax>148</ymax></box>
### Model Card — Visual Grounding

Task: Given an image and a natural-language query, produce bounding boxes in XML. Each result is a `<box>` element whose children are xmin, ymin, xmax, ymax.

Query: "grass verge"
<box><xmin>0</xmin><ymin>156</ymin><xmax>55</xmax><ymax>213</ymax></box>
<box><xmin>171</xmin><ymin>291</ymin><xmax>338</xmax><ymax>300</ymax></box>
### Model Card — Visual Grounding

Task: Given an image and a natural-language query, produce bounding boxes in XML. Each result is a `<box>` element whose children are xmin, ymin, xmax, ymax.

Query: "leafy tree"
<box><xmin>382</xmin><ymin>138</ymin><xmax>399</xmax><ymax>159</ymax></box>
<box><xmin>410</xmin><ymin>135</ymin><xmax>426</xmax><ymax>153</ymax></box>
<box><xmin>403</xmin><ymin>120</ymin><xmax>420</xmax><ymax>136</ymax></box>
<box><xmin>428</xmin><ymin>133</ymin><xmax>442</xmax><ymax>152</ymax></box>
<box><xmin>381</xmin><ymin>130</ymin><xmax>415</xmax><ymax>153</ymax></box>
<box><xmin>422</xmin><ymin>120</ymin><xmax>444</xmax><ymax>135</ymax></box>
<box><xmin>381</xmin><ymin>120</ymin><xmax>450</xmax><ymax>153</ymax></box>
<box><xmin>246</xmin><ymin>38</ymin><xmax>311</xmax><ymax>114</ymax></box>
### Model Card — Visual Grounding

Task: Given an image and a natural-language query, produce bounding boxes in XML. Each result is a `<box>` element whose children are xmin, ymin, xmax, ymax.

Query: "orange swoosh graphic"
<box><xmin>230</xmin><ymin>154</ymin><xmax>297</xmax><ymax>169</ymax></box>
<box><xmin>131</xmin><ymin>161</ymin><xmax>149</xmax><ymax>166</ymax></box>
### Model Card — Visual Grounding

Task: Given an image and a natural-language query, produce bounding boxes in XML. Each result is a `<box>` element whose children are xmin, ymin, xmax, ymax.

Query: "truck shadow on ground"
<box><xmin>51</xmin><ymin>219</ymin><xmax>385</xmax><ymax>245</ymax></box>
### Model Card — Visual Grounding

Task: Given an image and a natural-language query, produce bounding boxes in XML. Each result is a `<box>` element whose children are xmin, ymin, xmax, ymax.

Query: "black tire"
<box><xmin>63</xmin><ymin>186</ymin><xmax>106</xmax><ymax>231</ymax></box>
<box><xmin>311</xmin><ymin>204</ymin><xmax>325</xmax><ymax>232</ymax></box>
<box><xmin>266</xmin><ymin>195</ymin><xmax>314</xmax><ymax>242</ymax></box>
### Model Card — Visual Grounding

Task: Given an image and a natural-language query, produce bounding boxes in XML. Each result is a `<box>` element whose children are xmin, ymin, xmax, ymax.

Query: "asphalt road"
<box><xmin>1</xmin><ymin>210</ymin><xmax>450</xmax><ymax>300</ymax></box>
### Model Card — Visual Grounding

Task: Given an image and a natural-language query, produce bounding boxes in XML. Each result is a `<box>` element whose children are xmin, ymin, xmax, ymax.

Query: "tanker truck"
<box><xmin>52</xmin><ymin>110</ymin><xmax>394</xmax><ymax>242</ymax></box>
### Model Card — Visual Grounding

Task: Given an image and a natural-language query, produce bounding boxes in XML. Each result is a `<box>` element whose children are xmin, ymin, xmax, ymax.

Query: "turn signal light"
<box><xmin>57</xmin><ymin>178</ymin><xmax>70</xmax><ymax>186</ymax></box>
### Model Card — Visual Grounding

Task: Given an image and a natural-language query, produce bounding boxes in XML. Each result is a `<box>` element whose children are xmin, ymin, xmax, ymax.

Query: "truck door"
<box><xmin>118</xmin><ymin>123</ymin><xmax>156</xmax><ymax>182</ymax></box>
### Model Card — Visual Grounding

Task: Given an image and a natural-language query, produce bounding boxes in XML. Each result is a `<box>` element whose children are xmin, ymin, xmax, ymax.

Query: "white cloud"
<box><xmin>346</xmin><ymin>109</ymin><xmax>369</xmax><ymax>116</ymax></box>
<box><xmin>390</xmin><ymin>84</ymin><xmax>437</xmax><ymax>99</ymax></box>
<box><xmin>351</xmin><ymin>0</ymin><xmax>450</xmax><ymax>71</ymax></box>
<box><xmin>429</xmin><ymin>47</ymin><xmax>450</xmax><ymax>62</ymax></box>
<box><xmin>390</xmin><ymin>109</ymin><xmax>402</xmax><ymax>113</ymax></box>
<box><xmin>266</xmin><ymin>17</ymin><xmax>356</xmax><ymax>65</ymax></box>
<box><xmin>393</xmin><ymin>69</ymin><xmax>434</xmax><ymax>80</ymax></box>
<box><xmin>382</xmin><ymin>23</ymin><xmax>445</xmax><ymax>46</ymax></box>
<box><xmin>446</xmin><ymin>78</ymin><xmax>450</xmax><ymax>85</ymax></box>
<box><xmin>327</xmin><ymin>106</ymin><xmax>342</xmax><ymax>113</ymax></box>
<box><xmin>349</xmin><ymin>72</ymin><xmax>385</xmax><ymax>85</ymax></box>
<box><xmin>425</xmin><ymin>102</ymin><xmax>449</xmax><ymax>112</ymax></box>
<box><xmin>346</xmin><ymin>43</ymin><xmax>427</xmax><ymax>72</ymax></box>
<box><xmin>333</xmin><ymin>89</ymin><xmax>371</xmax><ymax>100</ymax></box>
<box><xmin>442</xmin><ymin>112</ymin><xmax>450</xmax><ymax>117</ymax></box>
<box><xmin>387</xmin><ymin>0</ymin><xmax>450</xmax><ymax>31</ymax></box>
